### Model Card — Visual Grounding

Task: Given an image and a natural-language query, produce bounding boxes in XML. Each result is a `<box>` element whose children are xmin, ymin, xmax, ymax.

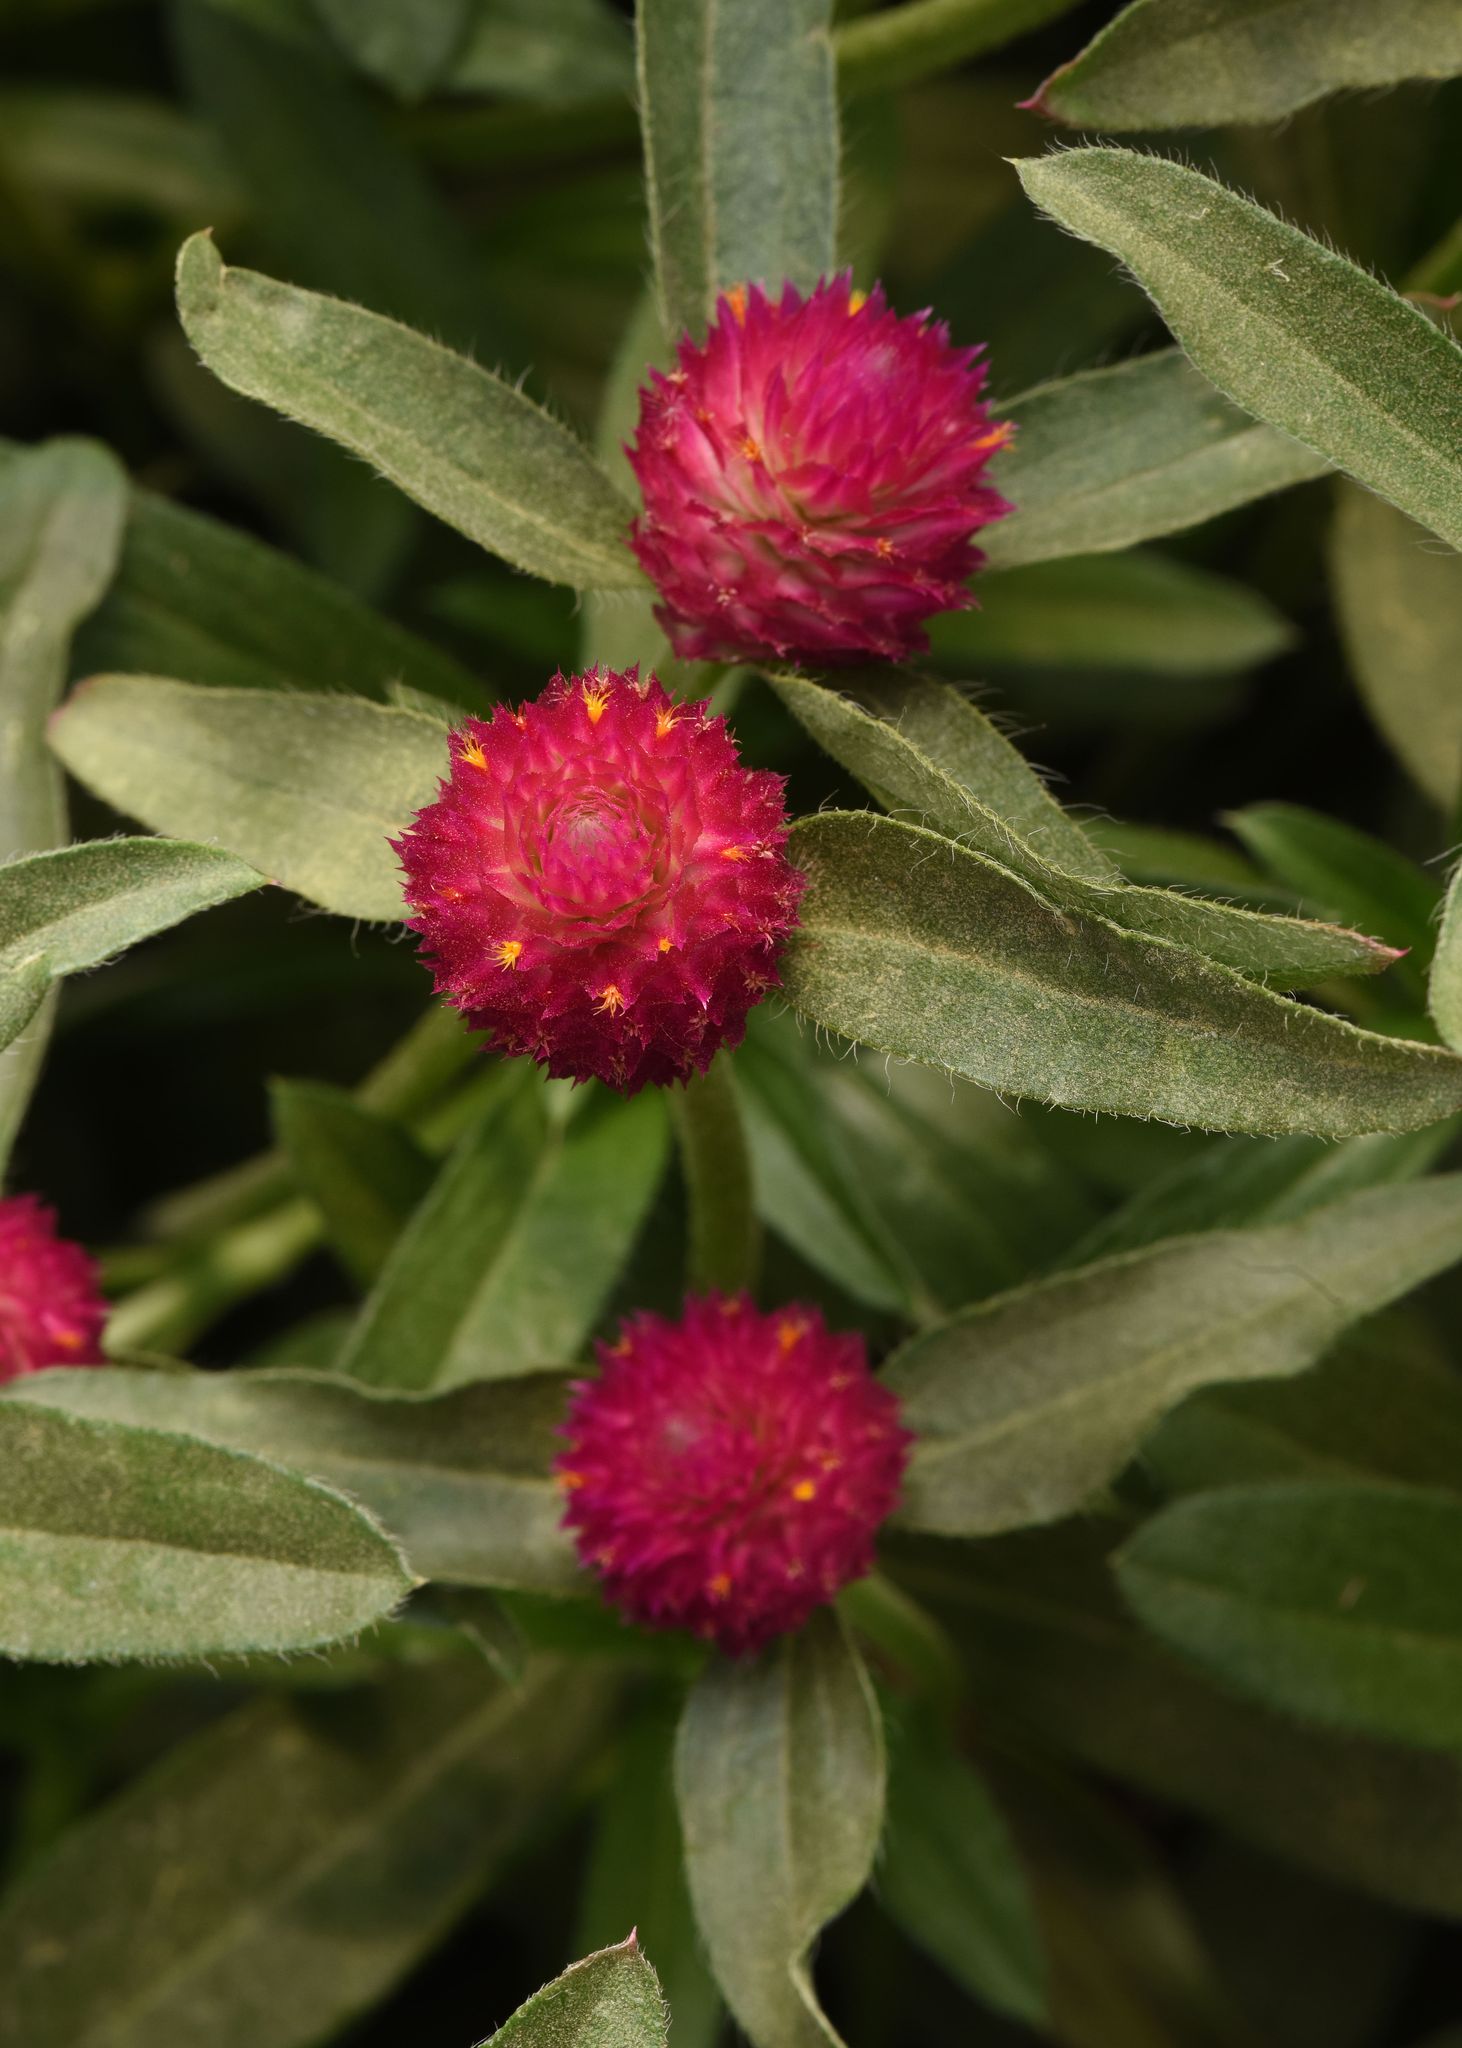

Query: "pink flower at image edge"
<box><xmin>0</xmin><ymin>1194</ymin><xmax>107</xmax><ymax>1382</ymax></box>
<box><xmin>629</xmin><ymin>273</ymin><xmax>1013</xmax><ymax>665</ymax></box>
<box><xmin>557</xmin><ymin>1294</ymin><xmax>911</xmax><ymax>1656</ymax></box>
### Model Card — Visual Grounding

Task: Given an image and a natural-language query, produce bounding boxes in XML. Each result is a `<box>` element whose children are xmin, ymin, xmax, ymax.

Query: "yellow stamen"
<box><xmin>792</xmin><ymin>1479</ymin><xmax>817</xmax><ymax>1503</ymax></box>
<box><xmin>583</xmin><ymin>679</ymin><xmax>612</xmax><ymax>724</ymax></box>
<box><xmin>459</xmin><ymin>737</ymin><xmax>488</xmax><ymax>770</ymax></box>
<box><xmin>557</xmin><ymin>1469</ymin><xmax>584</xmax><ymax>1491</ymax></box>
<box><xmin>495</xmin><ymin>939</ymin><xmax>523</xmax><ymax>970</ymax></box>
<box><xmin>608</xmin><ymin>1335</ymin><xmax>632</xmax><ymax>1357</ymax></box>
<box><xmin>53</xmin><ymin>1328</ymin><xmax>84</xmax><ymax>1353</ymax></box>
<box><xmin>777</xmin><ymin>1316</ymin><xmax>807</xmax><ymax>1353</ymax></box>
<box><xmin>971</xmin><ymin>422</ymin><xmax>1014</xmax><ymax>454</ymax></box>
<box><xmin>725</xmin><ymin>284</ymin><xmax>747</xmax><ymax>324</ymax></box>
<box><xmin>739</xmin><ymin>435</ymin><xmax>762</xmax><ymax>463</ymax></box>
<box><xmin>720</xmin><ymin>844</ymin><xmax>746</xmax><ymax>862</ymax></box>
<box><xmin>596</xmin><ymin>983</ymin><xmax>625</xmax><ymax>1016</ymax></box>
<box><xmin>658</xmin><ymin>935</ymin><xmax>673</xmax><ymax>953</ymax></box>
<box><xmin>875</xmin><ymin>537</ymin><xmax>895</xmax><ymax>560</ymax></box>
<box><xmin>655</xmin><ymin>707</ymin><xmax>679</xmax><ymax>739</ymax></box>
<box><xmin>707</xmin><ymin>1572</ymin><xmax>733</xmax><ymax>1600</ymax></box>
<box><xmin>848</xmin><ymin>289</ymin><xmax>868</xmax><ymax>314</ymax></box>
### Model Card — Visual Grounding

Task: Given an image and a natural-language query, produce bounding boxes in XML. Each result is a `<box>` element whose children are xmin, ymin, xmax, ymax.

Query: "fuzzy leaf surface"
<box><xmin>1030</xmin><ymin>0</ymin><xmax>1462</xmax><ymax>129</ymax></box>
<box><xmin>637</xmin><ymin>0</ymin><xmax>836</xmax><ymax>339</ymax></box>
<box><xmin>1117</xmin><ymin>1481</ymin><xmax>1462</xmax><ymax>1750</ymax></box>
<box><xmin>676</xmin><ymin>1612</ymin><xmax>883</xmax><ymax>2048</ymax></box>
<box><xmin>985</xmin><ymin>349</ymin><xmax>1328</xmax><ymax>569</ymax></box>
<box><xmin>1431</xmin><ymin>863</ymin><xmax>1462</xmax><ymax>1053</ymax></box>
<box><xmin>16</xmin><ymin>1364</ymin><xmax>581</xmax><ymax>1595</ymax></box>
<box><xmin>784</xmin><ymin>812</ymin><xmax>1462</xmax><ymax>1136</ymax></box>
<box><xmin>0</xmin><ymin>1658</ymin><xmax>608</xmax><ymax>2047</ymax></box>
<box><xmin>1330</xmin><ymin>483</ymin><xmax>1462</xmax><ymax>811</ymax></box>
<box><xmin>884</xmin><ymin>1176</ymin><xmax>1462</xmax><ymax>1535</ymax></box>
<box><xmin>773</xmin><ymin>672</ymin><xmax>1392</xmax><ymax>985</ymax></box>
<box><xmin>49</xmin><ymin>677</ymin><xmax>447</xmax><ymax>922</ymax></box>
<box><xmin>174</xmin><ymin>233</ymin><xmax>639</xmax><ymax>588</ymax></box>
<box><xmin>477</xmin><ymin>1937</ymin><xmax>669</xmax><ymax>2048</ymax></box>
<box><xmin>1016</xmin><ymin>149</ymin><xmax>1462</xmax><ymax>553</ymax></box>
<box><xmin>271</xmin><ymin>1078</ymin><xmax>436</xmax><ymax>1285</ymax></box>
<box><xmin>0</xmin><ymin>838</ymin><xmax>264</xmax><ymax>1050</ymax></box>
<box><xmin>0</xmin><ymin>1400</ymin><xmax>413</xmax><ymax>1660</ymax></box>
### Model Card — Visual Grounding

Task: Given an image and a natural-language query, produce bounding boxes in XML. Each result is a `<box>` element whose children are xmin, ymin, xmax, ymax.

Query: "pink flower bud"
<box><xmin>0</xmin><ymin>1194</ymin><xmax>107</xmax><ymax>1381</ymax></box>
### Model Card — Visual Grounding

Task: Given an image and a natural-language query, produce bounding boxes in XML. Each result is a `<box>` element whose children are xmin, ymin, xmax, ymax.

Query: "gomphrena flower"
<box><xmin>628</xmin><ymin>274</ymin><xmax>1013</xmax><ymax>664</ymax></box>
<box><xmin>557</xmin><ymin>1294</ymin><xmax>911</xmax><ymax>1655</ymax></box>
<box><xmin>394</xmin><ymin>668</ymin><xmax>803</xmax><ymax>1094</ymax></box>
<box><xmin>0</xmin><ymin>1194</ymin><xmax>106</xmax><ymax>1383</ymax></box>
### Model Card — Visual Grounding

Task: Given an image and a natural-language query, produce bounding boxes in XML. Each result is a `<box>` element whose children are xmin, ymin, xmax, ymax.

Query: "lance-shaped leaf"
<box><xmin>0</xmin><ymin>839</ymin><xmax>265</xmax><ymax>1051</ymax></box>
<box><xmin>479</xmin><ymin>1938</ymin><xmax>669</xmax><ymax>2048</ymax></box>
<box><xmin>1117</xmin><ymin>1482</ymin><xmax>1462</xmax><ymax>1751</ymax></box>
<box><xmin>637</xmin><ymin>0</ymin><xmax>836</xmax><ymax>340</ymax></box>
<box><xmin>313</xmin><ymin>0</ymin><xmax>472</xmax><ymax>100</ymax></box>
<box><xmin>883</xmin><ymin>1175</ymin><xmax>1462</xmax><ymax>1536</ymax></box>
<box><xmin>16</xmin><ymin>1363</ymin><xmax>581</xmax><ymax>1595</ymax></box>
<box><xmin>1016</xmin><ymin>150</ymin><xmax>1462</xmax><ymax>554</ymax></box>
<box><xmin>984</xmin><ymin>350</ymin><xmax>1329</xmax><ymax>570</ymax></box>
<box><xmin>271</xmin><ymin>1078</ymin><xmax>435</xmax><ymax>1285</ymax></box>
<box><xmin>1330</xmin><ymin>483</ymin><xmax>1462</xmax><ymax>812</ymax></box>
<box><xmin>783</xmin><ymin>812</ymin><xmax>1462</xmax><ymax>1136</ymax></box>
<box><xmin>340</xmin><ymin>1079</ymin><xmax>669</xmax><ymax>1390</ymax></box>
<box><xmin>1433</xmin><ymin>864</ymin><xmax>1462</xmax><ymax>1052</ymax></box>
<box><xmin>834</xmin><ymin>0</ymin><xmax>1084</xmax><ymax>98</ymax></box>
<box><xmin>675</xmin><ymin>1611</ymin><xmax>883</xmax><ymax>2048</ymax></box>
<box><xmin>49</xmin><ymin>677</ymin><xmax>447</xmax><ymax>922</ymax></box>
<box><xmin>1029</xmin><ymin>0</ymin><xmax>1462</xmax><ymax>130</ymax></box>
<box><xmin>0</xmin><ymin>1656</ymin><xmax>609</xmax><ymax>2048</ymax></box>
<box><xmin>1224</xmin><ymin>803</ymin><xmax>1441</xmax><ymax>965</ymax></box>
<box><xmin>0</xmin><ymin>1400</ymin><xmax>414</xmax><ymax>1661</ymax></box>
<box><xmin>174</xmin><ymin>232</ymin><xmax>640</xmax><ymax>589</ymax></box>
<box><xmin>772</xmin><ymin>672</ymin><xmax>1393</xmax><ymax>986</ymax></box>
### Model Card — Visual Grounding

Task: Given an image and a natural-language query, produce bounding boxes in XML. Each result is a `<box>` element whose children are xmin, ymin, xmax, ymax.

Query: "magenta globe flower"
<box><xmin>394</xmin><ymin>668</ymin><xmax>804</xmax><ymax>1095</ymax></box>
<box><xmin>0</xmin><ymin>1194</ymin><xmax>107</xmax><ymax>1382</ymax></box>
<box><xmin>628</xmin><ymin>274</ymin><xmax>1013</xmax><ymax>665</ymax></box>
<box><xmin>557</xmin><ymin>1294</ymin><xmax>911</xmax><ymax>1655</ymax></box>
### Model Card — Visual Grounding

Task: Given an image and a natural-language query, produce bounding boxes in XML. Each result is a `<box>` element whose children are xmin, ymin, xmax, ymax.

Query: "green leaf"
<box><xmin>675</xmin><ymin>1611</ymin><xmax>884</xmax><ymax>2048</ymax></box>
<box><xmin>1223</xmin><ymin>802</ymin><xmax>1441</xmax><ymax>962</ymax></box>
<box><xmin>270</xmin><ymin>1078</ymin><xmax>435</xmax><ymax>1285</ymax></box>
<box><xmin>1329</xmin><ymin>482</ymin><xmax>1462</xmax><ymax>812</ymax></box>
<box><xmin>16</xmin><ymin>1363</ymin><xmax>581</xmax><ymax>1595</ymax></box>
<box><xmin>985</xmin><ymin>350</ymin><xmax>1329</xmax><ymax>570</ymax></box>
<box><xmin>0</xmin><ymin>87</ymin><xmax>241</xmax><ymax>220</ymax></box>
<box><xmin>672</xmin><ymin>1059</ymin><xmax>761</xmax><ymax>1296</ymax></box>
<box><xmin>477</xmin><ymin>1937</ymin><xmax>669</xmax><ymax>2048</ymax></box>
<box><xmin>0</xmin><ymin>1400</ymin><xmax>413</xmax><ymax>1661</ymax></box>
<box><xmin>1117</xmin><ymin>1481</ymin><xmax>1462</xmax><ymax>1750</ymax></box>
<box><xmin>883</xmin><ymin>1176</ymin><xmax>1462</xmax><ymax>1536</ymax></box>
<box><xmin>637</xmin><ymin>0</ymin><xmax>837</xmax><ymax>341</ymax></box>
<box><xmin>49</xmin><ymin>677</ymin><xmax>447</xmax><ymax>922</ymax></box>
<box><xmin>0</xmin><ymin>1656</ymin><xmax>610</xmax><ymax>2047</ymax></box>
<box><xmin>576</xmin><ymin>1711</ymin><xmax>722</xmax><ymax>2048</ymax></box>
<box><xmin>772</xmin><ymin>670</ymin><xmax>1393</xmax><ymax>985</ymax></box>
<box><xmin>1432</xmin><ymin>863</ymin><xmax>1462</xmax><ymax>1052</ymax></box>
<box><xmin>340</xmin><ymin>1079</ymin><xmax>669</xmax><ymax>1390</ymax></box>
<box><xmin>1015</xmin><ymin>149</ymin><xmax>1462</xmax><ymax>553</ymax></box>
<box><xmin>0</xmin><ymin>838</ymin><xmax>265</xmax><ymax>1053</ymax></box>
<box><xmin>1029</xmin><ymin>0</ymin><xmax>1462</xmax><ymax>130</ymax></box>
<box><xmin>311</xmin><ymin>0</ymin><xmax>471</xmax><ymax>99</ymax></box>
<box><xmin>834</xmin><ymin>0</ymin><xmax>1084</xmax><ymax>98</ymax></box>
<box><xmin>75</xmin><ymin>484</ymin><xmax>484</xmax><ymax>706</ymax></box>
<box><xmin>879</xmin><ymin>1705</ymin><xmax>1047</xmax><ymax>2027</ymax></box>
<box><xmin>933</xmin><ymin>550</ymin><xmax>1295</xmax><ymax>674</ymax></box>
<box><xmin>174</xmin><ymin>233</ymin><xmax>639</xmax><ymax>589</ymax></box>
<box><xmin>783</xmin><ymin>811</ymin><xmax>1462</xmax><ymax>1136</ymax></box>
<box><xmin>449</xmin><ymin>0</ymin><xmax>634</xmax><ymax>101</ymax></box>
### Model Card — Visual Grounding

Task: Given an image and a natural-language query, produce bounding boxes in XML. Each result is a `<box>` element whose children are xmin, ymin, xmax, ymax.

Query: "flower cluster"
<box><xmin>395</xmin><ymin>668</ymin><xmax>802</xmax><ymax>1095</ymax></box>
<box><xmin>557</xmin><ymin>1294</ymin><xmax>911</xmax><ymax>1655</ymax></box>
<box><xmin>629</xmin><ymin>274</ymin><xmax>1012</xmax><ymax>664</ymax></box>
<box><xmin>0</xmin><ymin>1194</ymin><xmax>106</xmax><ymax>1383</ymax></box>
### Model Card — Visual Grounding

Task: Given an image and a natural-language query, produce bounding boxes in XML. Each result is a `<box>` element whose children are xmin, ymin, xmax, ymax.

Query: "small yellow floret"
<box><xmin>658</xmin><ymin>935</ymin><xmax>673</xmax><ymax>953</ymax></box>
<box><xmin>707</xmin><ymin>1571</ymin><xmax>733</xmax><ymax>1600</ymax></box>
<box><xmin>655</xmin><ymin>707</ymin><xmax>679</xmax><ymax>739</ymax></box>
<box><xmin>720</xmin><ymin>844</ymin><xmax>746</xmax><ymax>862</ymax></box>
<box><xmin>777</xmin><ymin>1316</ymin><xmax>807</xmax><ymax>1353</ymax></box>
<box><xmin>557</xmin><ymin>1468</ymin><xmax>584</xmax><ymax>1491</ymax></box>
<box><xmin>791</xmin><ymin>1479</ymin><xmax>817</xmax><ymax>1503</ymax></box>
<box><xmin>848</xmin><ymin>289</ymin><xmax>868</xmax><ymax>314</ymax></box>
<box><xmin>725</xmin><ymin>284</ymin><xmax>748</xmax><ymax>324</ymax></box>
<box><xmin>583</xmin><ymin>679</ymin><xmax>612</xmax><ymax>724</ymax></box>
<box><xmin>596</xmin><ymin>984</ymin><xmax>625</xmax><ymax>1016</ymax></box>
<box><xmin>739</xmin><ymin>435</ymin><xmax>762</xmax><ymax>463</ymax></box>
<box><xmin>495</xmin><ymin>939</ymin><xmax>523</xmax><ymax>970</ymax></box>
<box><xmin>459</xmin><ymin>737</ymin><xmax>488</xmax><ymax>771</ymax></box>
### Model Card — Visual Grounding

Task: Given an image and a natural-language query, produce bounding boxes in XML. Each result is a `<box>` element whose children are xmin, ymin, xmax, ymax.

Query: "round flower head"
<box><xmin>0</xmin><ymin>1194</ymin><xmax>107</xmax><ymax>1382</ymax></box>
<box><xmin>628</xmin><ymin>275</ymin><xmax>1012</xmax><ymax>665</ymax></box>
<box><xmin>394</xmin><ymin>668</ymin><xmax>803</xmax><ymax>1094</ymax></box>
<box><xmin>557</xmin><ymin>1295</ymin><xmax>911</xmax><ymax>1655</ymax></box>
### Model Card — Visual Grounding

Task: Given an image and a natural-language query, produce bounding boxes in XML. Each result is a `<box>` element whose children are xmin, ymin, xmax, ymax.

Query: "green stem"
<box><xmin>835</xmin><ymin>0</ymin><xmax>1083</xmax><ymax>100</ymax></box>
<box><xmin>105</xmin><ymin>1198</ymin><xmax>322</xmax><ymax>1357</ymax></box>
<box><xmin>839</xmin><ymin>1572</ymin><xmax>966</xmax><ymax>1713</ymax></box>
<box><xmin>671</xmin><ymin>1056</ymin><xmax>761</xmax><ymax>1297</ymax></box>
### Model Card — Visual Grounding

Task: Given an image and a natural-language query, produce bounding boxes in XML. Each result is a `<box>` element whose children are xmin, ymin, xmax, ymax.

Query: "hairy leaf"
<box><xmin>985</xmin><ymin>350</ymin><xmax>1328</xmax><ymax>569</ymax></box>
<box><xmin>271</xmin><ymin>1078</ymin><xmax>435</xmax><ymax>1285</ymax></box>
<box><xmin>835</xmin><ymin>0</ymin><xmax>1083</xmax><ymax>98</ymax></box>
<box><xmin>637</xmin><ymin>0</ymin><xmax>836</xmax><ymax>339</ymax></box>
<box><xmin>676</xmin><ymin>1611</ymin><xmax>883</xmax><ymax>2048</ymax></box>
<box><xmin>340</xmin><ymin>1080</ymin><xmax>668</xmax><ymax>1389</ymax></box>
<box><xmin>784</xmin><ymin>812</ymin><xmax>1462</xmax><ymax>1136</ymax></box>
<box><xmin>1118</xmin><ymin>1482</ymin><xmax>1462</xmax><ymax>1749</ymax></box>
<box><xmin>0</xmin><ymin>1657</ymin><xmax>608</xmax><ymax>2047</ymax></box>
<box><xmin>477</xmin><ymin>1937</ymin><xmax>669</xmax><ymax>2048</ymax></box>
<box><xmin>1224</xmin><ymin>803</ymin><xmax>1440</xmax><ymax>963</ymax></box>
<box><xmin>1029</xmin><ymin>0</ymin><xmax>1462</xmax><ymax>130</ymax></box>
<box><xmin>1433</xmin><ymin>864</ymin><xmax>1462</xmax><ymax>1052</ymax></box>
<box><xmin>175</xmin><ymin>233</ymin><xmax>639</xmax><ymax>588</ymax></box>
<box><xmin>1016</xmin><ymin>150</ymin><xmax>1462</xmax><ymax>553</ymax></box>
<box><xmin>773</xmin><ymin>671</ymin><xmax>1393</xmax><ymax>985</ymax></box>
<box><xmin>16</xmin><ymin>1364</ymin><xmax>581</xmax><ymax>1595</ymax></box>
<box><xmin>0</xmin><ymin>838</ymin><xmax>264</xmax><ymax>1051</ymax></box>
<box><xmin>0</xmin><ymin>1400</ymin><xmax>413</xmax><ymax>1660</ymax></box>
<box><xmin>1330</xmin><ymin>483</ymin><xmax>1462</xmax><ymax>811</ymax></box>
<box><xmin>884</xmin><ymin>1176</ymin><xmax>1462</xmax><ymax>1535</ymax></box>
<box><xmin>49</xmin><ymin>677</ymin><xmax>447</xmax><ymax>922</ymax></box>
